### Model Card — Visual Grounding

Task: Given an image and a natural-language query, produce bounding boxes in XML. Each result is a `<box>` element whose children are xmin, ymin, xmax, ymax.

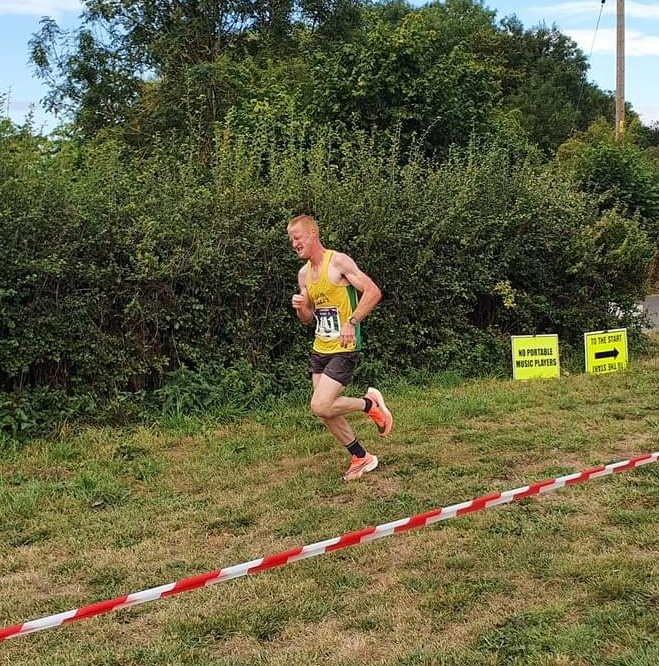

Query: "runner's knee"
<box><xmin>310</xmin><ymin>396</ymin><xmax>332</xmax><ymax>419</ymax></box>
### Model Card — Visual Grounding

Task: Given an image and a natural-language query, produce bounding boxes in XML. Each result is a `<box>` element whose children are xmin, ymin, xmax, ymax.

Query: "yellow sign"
<box><xmin>511</xmin><ymin>335</ymin><xmax>560</xmax><ymax>380</ymax></box>
<box><xmin>584</xmin><ymin>328</ymin><xmax>628</xmax><ymax>375</ymax></box>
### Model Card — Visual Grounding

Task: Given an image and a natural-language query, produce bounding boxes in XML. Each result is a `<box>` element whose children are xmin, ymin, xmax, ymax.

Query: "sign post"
<box><xmin>584</xmin><ymin>328</ymin><xmax>628</xmax><ymax>374</ymax></box>
<box><xmin>511</xmin><ymin>334</ymin><xmax>560</xmax><ymax>380</ymax></box>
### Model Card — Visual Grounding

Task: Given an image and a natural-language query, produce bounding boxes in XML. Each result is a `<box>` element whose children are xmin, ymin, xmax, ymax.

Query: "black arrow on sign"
<box><xmin>594</xmin><ymin>348</ymin><xmax>620</xmax><ymax>360</ymax></box>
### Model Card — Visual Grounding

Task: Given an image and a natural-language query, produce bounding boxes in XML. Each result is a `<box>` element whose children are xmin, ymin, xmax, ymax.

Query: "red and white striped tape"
<box><xmin>2</xmin><ymin>451</ymin><xmax>658</xmax><ymax>642</ymax></box>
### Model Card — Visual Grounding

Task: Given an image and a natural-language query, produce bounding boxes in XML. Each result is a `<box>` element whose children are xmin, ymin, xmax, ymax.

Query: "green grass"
<box><xmin>2</xmin><ymin>355</ymin><xmax>659</xmax><ymax>665</ymax></box>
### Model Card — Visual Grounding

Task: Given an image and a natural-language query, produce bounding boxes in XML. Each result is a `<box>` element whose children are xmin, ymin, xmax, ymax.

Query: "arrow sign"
<box><xmin>594</xmin><ymin>348</ymin><xmax>620</xmax><ymax>360</ymax></box>
<box><xmin>584</xmin><ymin>328</ymin><xmax>628</xmax><ymax>375</ymax></box>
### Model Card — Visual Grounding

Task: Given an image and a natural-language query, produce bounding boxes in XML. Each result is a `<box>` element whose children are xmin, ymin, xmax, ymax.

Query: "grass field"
<box><xmin>2</xmin><ymin>354</ymin><xmax>659</xmax><ymax>665</ymax></box>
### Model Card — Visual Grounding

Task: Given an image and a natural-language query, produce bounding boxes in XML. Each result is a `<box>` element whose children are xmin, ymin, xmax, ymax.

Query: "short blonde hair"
<box><xmin>287</xmin><ymin>214</ymin><xmax>319</xmax><ymax>234</ymax></box>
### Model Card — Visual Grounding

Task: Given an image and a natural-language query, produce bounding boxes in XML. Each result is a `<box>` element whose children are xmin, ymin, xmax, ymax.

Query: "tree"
<box><xmin>29</xmin><ymin>0</ymin><xmax>366</xmax><ymax>136</ymax></box>
<box><xmin>303</xmin><ymin>0</ymin><xmax>504</xmax><ymax>153</ymax></box>
<box><xmin>498</xmin><ymin>16</ymin><xmax>614</xmax><ymax>151</ymax></box>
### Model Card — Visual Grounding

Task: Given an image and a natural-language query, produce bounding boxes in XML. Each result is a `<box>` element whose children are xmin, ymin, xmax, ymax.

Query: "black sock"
<box><xmin>346</xmin><ymin>439</ymin><xmax>366</xmax><ymax>458</ymax></box>
<box><xmin>363</xmin><ymin>397</ymin><xmax>373</xmax><ymax>413</ymax></box>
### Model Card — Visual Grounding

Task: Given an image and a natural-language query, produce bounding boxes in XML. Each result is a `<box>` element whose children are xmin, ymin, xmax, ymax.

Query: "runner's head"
<box><xmin>287</xmin><ymin>215</ymin><xmax>320</xmax><ymax>260</ymax></box>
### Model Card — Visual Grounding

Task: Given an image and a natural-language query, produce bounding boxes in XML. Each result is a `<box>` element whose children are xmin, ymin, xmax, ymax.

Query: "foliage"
<box><xmin>558</xmin><ymin>120</ymin><xmax>659</xmax><ymax>241</ymax></box>
<box><xmin>29</xmin><ymin>0</ymin><xmax>367</xmax><ymax>137</ymax></box>
<box><xmin>29</xmin><ymin>0</ymin><xmax>618</xmax><ymax>154</ymax></box>
<box><xmin>0</xmin><ymin>112</ymin><xmax>654</xmax><ymax>436</ymax></box>
<box><xmin>498</xmin><ymin>17</ymin><xmax>614</xmax><ymax>151</ymax></box>
<box><xmin>5</xmin><ymin>0</ymin><xmax>658</xmax><ymax>435</ymax></box>
<box><xmin>301</xmin><ymin>0</ymin><xmax>504</xmax><ymax>154</ymax></box>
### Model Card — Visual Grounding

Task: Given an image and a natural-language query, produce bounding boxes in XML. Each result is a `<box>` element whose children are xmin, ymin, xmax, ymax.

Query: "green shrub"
<box><xmin>0</xmin><ymin>118</ymin><xmax>653</xmax><ymax>437</ymax></box>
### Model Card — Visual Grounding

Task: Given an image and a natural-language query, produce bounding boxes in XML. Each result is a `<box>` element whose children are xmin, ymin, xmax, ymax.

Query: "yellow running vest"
<box><xmin>305</xmin><ymin>250</ymin><xmax>361</xmax><ymax>354</ymax></box>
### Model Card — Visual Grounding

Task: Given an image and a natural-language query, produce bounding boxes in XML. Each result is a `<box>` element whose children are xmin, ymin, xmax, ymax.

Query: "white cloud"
<box><xmin>567</xmin><ymin>27</ymin><xmax>659</xmax><ymax>57</ymax></box>
<box><xmin>525</xmin><ymin>2</ymin><xmax>599</xmax><ymax>19</ymax></box>
<box><xmin>7</xmin><ymin>100</ymin><xmax>37</xmax><ymax>112</ymax></box>
<box><xmin>626</xmin><ymin>0</ymin><xmax>659</xmax><ymax>20</ymax></box>
<box><xmin>528</xmin><ymin>1</ymin><xmax>659</xmax><ymax>21</ymax></box>
<box><xmin>0</xmin><ymin>1</ymin><xmax>81</xmax><ymax>16</ymax></box>
<box><xmin>637</xmin><ymin>104</ymin><xmax>659</xmax><ymax>124</ymax></box>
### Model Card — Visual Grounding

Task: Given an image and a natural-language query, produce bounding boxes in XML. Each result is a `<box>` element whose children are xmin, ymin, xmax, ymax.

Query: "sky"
<box><xmin>1</xmin><ymin>0</ymin><xmax>658</xmax><ymax>133</ymax></box>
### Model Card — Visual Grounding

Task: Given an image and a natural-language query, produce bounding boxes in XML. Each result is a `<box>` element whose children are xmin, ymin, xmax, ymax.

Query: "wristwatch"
<box><xmin>348</xmin><ymin>316</ymin><xmax>359</xmax><ymax>327</ymax></box>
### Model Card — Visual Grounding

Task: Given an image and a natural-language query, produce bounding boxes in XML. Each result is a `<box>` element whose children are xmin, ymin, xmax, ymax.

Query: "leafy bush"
<box><xmin>0</xmin><ymin>117</ymin><xmax>653</xmax><ymax>438</ymax></box>
<box><xmin>559</xmin><ymin>124</ymin><xmax>659</xmax><ymax>240</ymax></box>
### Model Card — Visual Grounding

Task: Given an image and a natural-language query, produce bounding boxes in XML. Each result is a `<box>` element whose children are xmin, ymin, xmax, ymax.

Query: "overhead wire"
<box><xmin>572</xmin><ymin>0</ymin><xmax>607</xmax><ymax>133</ymax></box>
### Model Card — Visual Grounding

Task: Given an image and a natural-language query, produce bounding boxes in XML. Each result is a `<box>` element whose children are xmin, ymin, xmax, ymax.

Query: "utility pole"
<box><xmin>615</xmin><ymin>0</ymin><xmax>625</xmax><ymax>141</ymax></box>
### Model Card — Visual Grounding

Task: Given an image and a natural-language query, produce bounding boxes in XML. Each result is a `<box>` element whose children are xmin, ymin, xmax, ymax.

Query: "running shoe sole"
<box><xmin>366</xmin><ymin>386</ymin><xmax>393</xmax><ymax>437</ymax></box>
<box><xmin>343</xmin><ymin>455</ymin><xmax>379</xmax><ymax>481</ymax></box>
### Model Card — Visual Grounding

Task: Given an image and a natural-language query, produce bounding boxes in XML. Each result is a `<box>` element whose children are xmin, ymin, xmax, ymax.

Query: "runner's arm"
<box><xmin>333</xmin><ymin>252</ymin><xmax>381</xmax><ymax>323</ymax></box>
<box><xmin>291</xmin><ymin>266</ymin><xmax>315</xmax><ymax>324</ymax></box>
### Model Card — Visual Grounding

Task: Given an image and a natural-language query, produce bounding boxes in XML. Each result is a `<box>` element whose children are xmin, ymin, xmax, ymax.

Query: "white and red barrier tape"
<box><xmin>1</xmin><ymin>451</ymin><xmax>658</xmax><ymax>642</ymax></box>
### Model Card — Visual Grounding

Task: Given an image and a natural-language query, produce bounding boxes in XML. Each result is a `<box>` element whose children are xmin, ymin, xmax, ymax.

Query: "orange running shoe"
<box><xmin>364</xmin><ymin>387</ymin><xmax>393</xmax><ymax>437</ymax></box>
<box><xmin>343</xmin><ymin>452</ymin><xmax>379</xmax><ymax>481</ymax></box>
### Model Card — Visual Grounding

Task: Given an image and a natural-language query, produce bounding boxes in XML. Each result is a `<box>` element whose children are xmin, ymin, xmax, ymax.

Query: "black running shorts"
<box><xmin>308</xmin><ymin>351</ymin><xmax>360</xmax><ymax>387</ymax></box>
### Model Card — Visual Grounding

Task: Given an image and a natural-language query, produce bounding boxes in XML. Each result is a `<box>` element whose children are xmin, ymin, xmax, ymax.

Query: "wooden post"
<box><xmin>615</xmin><ymin>0</ymin><xmax>625</xmax><ymax>141</ymax></box>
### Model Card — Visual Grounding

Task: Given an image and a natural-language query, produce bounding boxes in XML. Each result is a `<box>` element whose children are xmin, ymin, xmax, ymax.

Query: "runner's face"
<box><xmin>288</xmin><ymin>223</ymin><xmax>314</xmax><ymax>259</ymax></box>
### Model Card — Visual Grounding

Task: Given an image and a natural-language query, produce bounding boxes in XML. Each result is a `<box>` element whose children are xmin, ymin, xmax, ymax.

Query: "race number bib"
<box><xmin>314</xmin><ymin>307</ymin><xmax>341</xmax><ymax>340</ymax></box>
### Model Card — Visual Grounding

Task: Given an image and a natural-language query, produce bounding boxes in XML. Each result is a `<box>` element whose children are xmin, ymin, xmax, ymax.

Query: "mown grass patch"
<box><xmin>2</xmin><ymin>356</ymin><xmax>659</xmax><ymax>664</ymax></box>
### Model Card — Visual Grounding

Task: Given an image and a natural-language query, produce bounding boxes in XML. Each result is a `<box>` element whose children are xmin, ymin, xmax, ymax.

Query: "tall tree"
<box><xmin>29</xmin><ymin>0</ymin><xmax>365</xmax><ymax>136</ymax></box>
<box><xmin>498</xmin><ymin>16</ymin><xmax>614</xmax><ymax>151</ymax></box>
<box><xmin>303</xmin><ymin>0</ymin><xmax>505</xmax><ymax>152</ymax></box>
